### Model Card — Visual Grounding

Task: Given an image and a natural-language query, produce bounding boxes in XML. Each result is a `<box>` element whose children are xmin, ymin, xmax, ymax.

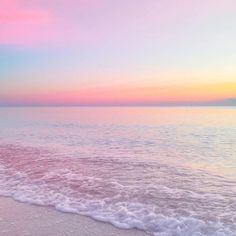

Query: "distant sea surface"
<box><xmin>0</xmin><ymin>107</ymin><xmax>235</xmax><ymax>236</ymax></box>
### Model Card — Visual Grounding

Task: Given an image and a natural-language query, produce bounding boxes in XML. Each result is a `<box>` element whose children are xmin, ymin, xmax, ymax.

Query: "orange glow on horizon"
<box><xmin>1</xmin><ymin>82</ymin><xmax>235</xmax><ymax>105</ymax></box>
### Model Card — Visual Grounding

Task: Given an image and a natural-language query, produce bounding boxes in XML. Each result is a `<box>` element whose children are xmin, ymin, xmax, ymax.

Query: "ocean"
<box><xmin>0</xmin><ymin>107</ymin><xmax>235</xmax><ymax>236</ymax></box>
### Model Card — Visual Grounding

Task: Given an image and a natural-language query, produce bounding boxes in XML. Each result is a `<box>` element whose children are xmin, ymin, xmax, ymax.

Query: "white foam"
<box><xmin>0</xmin><ymin>162</ymin><xmax>235</xmax><ymax>236</ymax></box>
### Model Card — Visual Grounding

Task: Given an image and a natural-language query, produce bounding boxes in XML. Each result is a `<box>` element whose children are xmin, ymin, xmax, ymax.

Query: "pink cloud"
<box><xmin>0</xmin><ymin>0</ymin><xmax>100</xmax><ymax>47</ymax></box>
<box><xmin>0</xmin><ymin>0</ymin><xmax>55</xmax><ymax>46</ymax></box>
<box><xmin>0</xmin><ymin>0</ymin><xmax>235</xmax><ymax>48</ymax></box>
<box><xmin>0</xmin><ymin>0</ymin><xmax>52</xmax><ymax>24</ymax></box>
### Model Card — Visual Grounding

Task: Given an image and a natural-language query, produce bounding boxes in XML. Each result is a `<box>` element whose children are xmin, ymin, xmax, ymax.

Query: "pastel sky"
<box><xmin>0</xmin><ymin>0</ymin><xmax>236</xmax><ymax>106</ymax></box>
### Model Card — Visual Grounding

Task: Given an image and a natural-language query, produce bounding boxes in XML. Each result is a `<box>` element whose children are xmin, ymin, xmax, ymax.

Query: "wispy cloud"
<box><xmin>0</xmin><ymin>0</ymin><xmax>51</xmax><ymax>23</ymax></box>
<box><xmin>1</xmin><ymin>0</ymin><xmax>235</xmax><ymax>47</ymax></box>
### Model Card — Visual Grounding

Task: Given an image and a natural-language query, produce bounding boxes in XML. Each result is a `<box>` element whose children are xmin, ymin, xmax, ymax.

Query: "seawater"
<box><xmin>0</xmin><ymin>107</ymin><xmax>235</xmax><ymax>236</ymax></box>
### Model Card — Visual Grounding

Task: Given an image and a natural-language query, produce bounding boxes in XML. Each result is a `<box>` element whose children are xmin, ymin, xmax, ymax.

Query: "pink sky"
<box><xmin>0</xmin><ymin>0</ymin><xmax>236</xmax><ymax>105</ymax></box>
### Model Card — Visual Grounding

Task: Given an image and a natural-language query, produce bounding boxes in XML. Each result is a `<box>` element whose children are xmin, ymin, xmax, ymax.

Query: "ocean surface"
<box><xmin>0</xmin><ymin>107</ymin><xmax>235</xmax><ymax>236</ymax></box>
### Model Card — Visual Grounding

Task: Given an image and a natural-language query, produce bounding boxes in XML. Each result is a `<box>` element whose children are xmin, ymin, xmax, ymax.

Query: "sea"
<box><xmin>0</xmin><ymin>107</ymin><xmax>235</xmax><ymax>236</ymax></box>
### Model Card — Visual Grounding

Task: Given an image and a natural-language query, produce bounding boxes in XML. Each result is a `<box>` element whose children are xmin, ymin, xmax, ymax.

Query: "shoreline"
<box><xmin>0</xmin><ymin>197</ymin><xmax>149</xmax><ymax>236</ymax></box>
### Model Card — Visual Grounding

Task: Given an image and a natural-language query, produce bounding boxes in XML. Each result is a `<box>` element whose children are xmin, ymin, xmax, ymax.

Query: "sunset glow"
<box><xmin>1</xmin><ymin>0</ymin><xmax>236</xmax><ymax>106</ymax></box>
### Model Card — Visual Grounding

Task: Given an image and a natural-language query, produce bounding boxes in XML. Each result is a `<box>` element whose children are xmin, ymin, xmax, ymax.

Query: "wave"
<box><xmin>0</xmin><ymin>144</ymin><xmax>236</xmax><ymax>236</ymax></box>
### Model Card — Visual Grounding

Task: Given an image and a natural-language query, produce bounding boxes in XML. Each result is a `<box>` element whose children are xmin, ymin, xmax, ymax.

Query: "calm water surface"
<box><xmin>0</xmin><ymin>107</ymin><xmax>235</xmax><ymax>236</ymax></box>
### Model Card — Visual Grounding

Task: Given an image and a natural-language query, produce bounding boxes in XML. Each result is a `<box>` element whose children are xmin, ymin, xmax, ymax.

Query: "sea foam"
<box><xmin>0</xmin><ymin>144</ymin><xmax>235</xmax><ymax>236</ymax></box>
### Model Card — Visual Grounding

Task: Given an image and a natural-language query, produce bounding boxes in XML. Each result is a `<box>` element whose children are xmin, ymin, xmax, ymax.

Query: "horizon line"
<box><xmin>1</xmin><ymin>98</ymin><xmax>235</xmax><ymax>107</ymax></box>
<box><xmin>0</xmin><ymin>104</ymin><xmax>235</xmax><ymax>108</ymax></box>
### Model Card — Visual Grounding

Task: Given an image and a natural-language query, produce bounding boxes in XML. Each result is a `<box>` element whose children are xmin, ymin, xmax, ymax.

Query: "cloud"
<box><xmin>0</xmin><ymin>0</ymin><xmax>61</xmax><ymax>47</ymax></box>
<box><xmin>0</xmin><ymin>0</ymin><xmax>51</xmax><ymax>24</ymax></box>
<box><xmin>0</xmin><ymin>0</ymin><xmax>101</xmax><ymax>47</ymax></box>
<box><xmin>1</xmin><ymin>0</ymin><xmax>235</xmax><ymax>48</ymax></box>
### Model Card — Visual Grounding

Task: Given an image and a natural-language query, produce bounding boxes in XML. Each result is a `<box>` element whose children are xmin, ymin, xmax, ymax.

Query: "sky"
<box><xmin>0</xmin><ymin>0</ymin><xmax>236</xmax><ymax>106</ymax></box>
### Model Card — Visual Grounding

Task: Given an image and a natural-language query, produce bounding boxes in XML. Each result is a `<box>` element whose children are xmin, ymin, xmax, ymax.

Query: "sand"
<box><xmin>0</xmin><ymin>197</ymin><xmax>149</xmax><ymax>236</ymax></box>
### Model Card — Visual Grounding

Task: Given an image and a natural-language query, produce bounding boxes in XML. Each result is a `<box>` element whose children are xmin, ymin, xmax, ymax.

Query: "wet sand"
<box><xmin>0</xmin><ymin>197</ymin><xmax>149</xmax><ymax>236</ymax></box>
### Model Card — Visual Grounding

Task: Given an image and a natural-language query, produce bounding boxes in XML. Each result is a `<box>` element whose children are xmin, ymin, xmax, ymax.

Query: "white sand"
<box><xmin>0</xmin><ymin>197</ymin><xmax>149</xmax><ymax>236</ymax></box>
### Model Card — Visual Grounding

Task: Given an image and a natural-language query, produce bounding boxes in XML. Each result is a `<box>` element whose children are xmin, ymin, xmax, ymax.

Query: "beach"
<box><xmin>0</xmin><ymin>197</ymin><xmax>149</xmax><ymax>236</ymax></box>
<box><xmin>1</xmin><ymin>0</ymin><xmax>236</xmax><ymax>234</ymax></box>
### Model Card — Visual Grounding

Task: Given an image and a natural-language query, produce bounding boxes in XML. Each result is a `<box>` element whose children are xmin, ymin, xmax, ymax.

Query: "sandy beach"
<box><xmin>0</xmin><ymin>197</ymin><xmax>149</xmax><ymax>236</ymax></box>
